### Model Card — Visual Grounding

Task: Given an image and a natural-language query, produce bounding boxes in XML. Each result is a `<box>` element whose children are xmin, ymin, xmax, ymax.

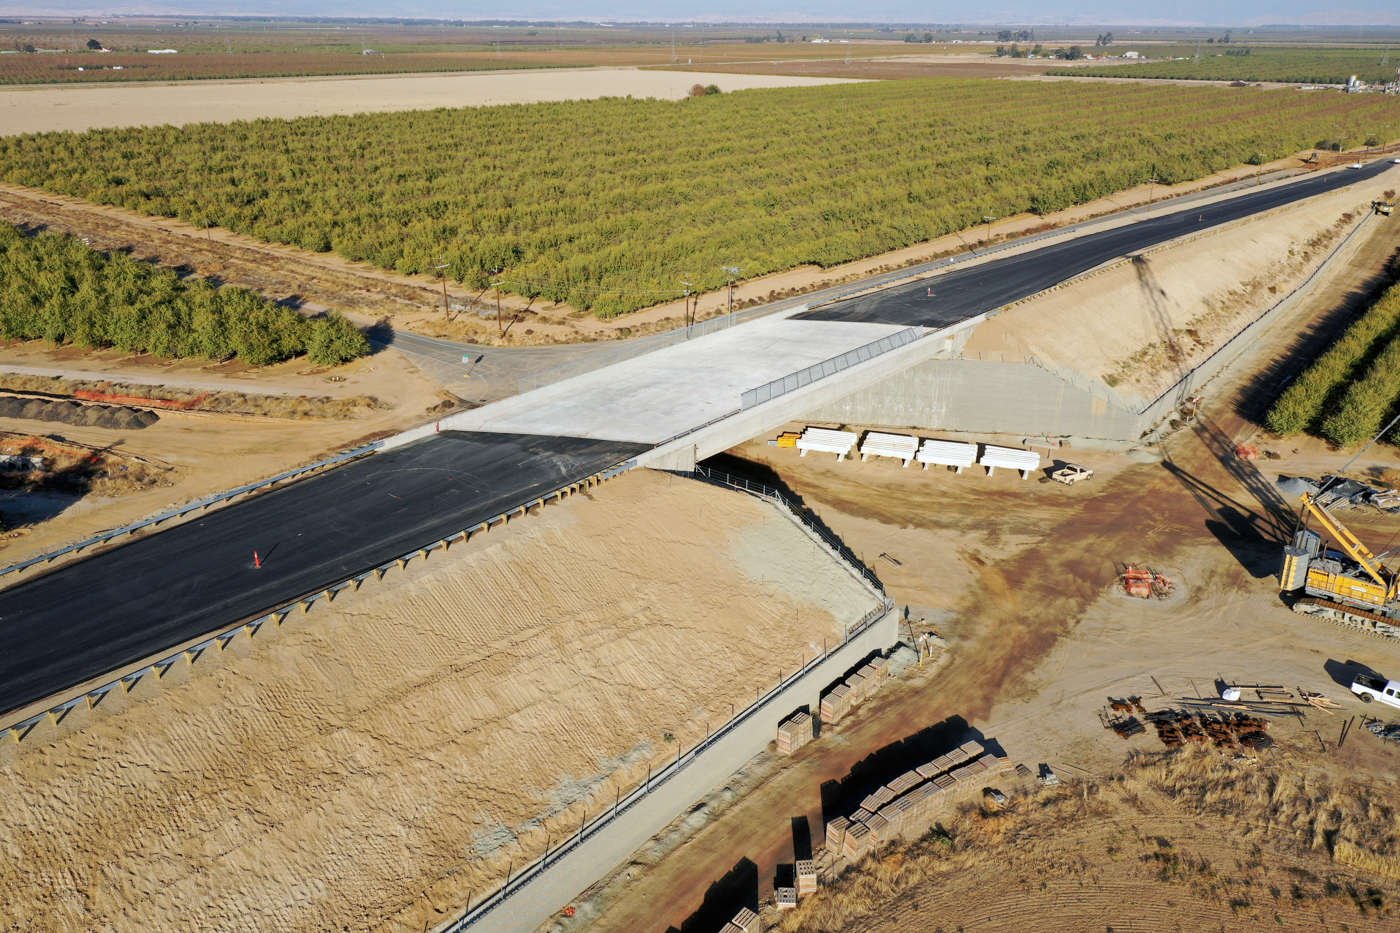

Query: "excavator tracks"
<box><xmin>1293</xmin><ymin>596</ymin><xmax>1400</xmax><ymax>640</ymax></box>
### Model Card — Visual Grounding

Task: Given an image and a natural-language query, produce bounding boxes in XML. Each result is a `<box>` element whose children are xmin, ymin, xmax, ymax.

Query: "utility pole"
<box><xmin>1194</xmin><ymin>39</ymin><xmax>1202</xmax><ymax>63</ymax></box>
<box><xmin>1147</xmin><ymin>174</ymin><xmax>1160</xmax><ymax>204</ymax></box>
<box><xmin>722</xmin><ymin>266</ymin><xmax>742</xmax><ymax>315</ymax></box>
<box><xmin>981</xmin><ymin>215</ymin><xmax>996</xmax><ymax>252</ymax></box>
<box><xmin>434</xmin><ymin>261</ymin><xmax>451</xmax><ymax>318</ymax></box>
<box><xmin>682</xmin><ymin>278</ymin><xmax>694</xmax><ymax>329</ymax></box>
<box><xmin>490</xmin><ymin>270</ymin><xmax>503</xmax><ymax>333</ymax></box>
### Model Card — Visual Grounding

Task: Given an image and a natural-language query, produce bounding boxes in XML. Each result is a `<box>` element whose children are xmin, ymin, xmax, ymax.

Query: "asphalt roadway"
<box><xmin>0</xmin><ymin>432</ymin><xmax>646</xmax><ymax>718</ymax></box>
<box><xmin>799</xmin><ymin>160</ymin><xmax>1399</xmax><ymax>327</ymax></box>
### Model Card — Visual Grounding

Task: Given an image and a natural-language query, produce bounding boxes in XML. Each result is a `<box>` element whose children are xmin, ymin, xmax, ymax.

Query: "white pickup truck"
<box><xmin>1351</xmin><ymin>672</ymin><xmax>1400</xmax><ymax>708</ymax></box>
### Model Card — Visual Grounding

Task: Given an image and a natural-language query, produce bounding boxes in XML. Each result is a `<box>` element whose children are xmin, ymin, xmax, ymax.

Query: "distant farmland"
<box><xmin>1</xmin><ymin>79</ymin><xmax>1397</xmax><ymax>316</ymax></box>
<box><xmin>1051</xmin><ymin>47</ymin><xmax>1400</xmax><ymax>85</ymax></box>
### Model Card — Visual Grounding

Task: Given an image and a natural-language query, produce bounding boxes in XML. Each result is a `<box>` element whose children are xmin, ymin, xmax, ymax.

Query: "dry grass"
<box><xmin>0</xmin><ymin>432</ymin><xmax>175</xmax><ymax>500</ymax></box>
<box><xmin>781</xmin><ymin>745</ymin><xmax>1400</xmax><ymax>932</ymax></box>
<box><xmin>0</xmin><ymin>373</ymin><xmax>384</xmax><ymax>420</ymax></box>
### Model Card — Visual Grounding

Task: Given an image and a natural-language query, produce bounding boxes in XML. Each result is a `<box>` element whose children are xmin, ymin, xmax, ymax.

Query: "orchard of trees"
<box><xmin>0</xmin><ymin>224</ymin><xmax>369</xmax><ymax>366</ymax></box>
<box><xmin>0</xmin><ymin>79</ymin><xmax>1396</xmax><ymax>317</ymax></box>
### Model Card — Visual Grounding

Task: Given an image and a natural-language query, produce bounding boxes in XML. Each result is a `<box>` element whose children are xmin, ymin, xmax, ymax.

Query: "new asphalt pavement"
<box><xmin>798</xmin><ymin>160</ymin><xmax>1398</xmax><ymax>327</ymax></box>
<box><xmin>0</xmin><ymin>432</ymin><xmax>646</xmax><ymax>717</ymax></box>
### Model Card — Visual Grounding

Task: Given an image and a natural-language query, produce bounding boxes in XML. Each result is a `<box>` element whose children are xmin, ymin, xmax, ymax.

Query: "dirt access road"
<box><xmin>570</xmin><ymin>217</ymin><xmax>1400</xmax><ymax>933</ymax></box>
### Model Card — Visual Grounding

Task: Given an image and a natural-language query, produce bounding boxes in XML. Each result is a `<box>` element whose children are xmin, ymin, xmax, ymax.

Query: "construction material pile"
<box><xmin>777</xmin><ymin>712</ymin><xmax>815</xmax><ymax>756</ymax></box>
<box><xmin>1148</xmin><ymin>710</ymin><xmax>1273</xmax><ymax>750</ymax></box>
<box><xmin>820</xmin><ymin>655</ymin><xmax>890</xmax><ymax>724</ymax></box>
<box><xmin>825</xmin><ymin>740</ymin><xmax>1013</xmax><ymax>863</ymax></box>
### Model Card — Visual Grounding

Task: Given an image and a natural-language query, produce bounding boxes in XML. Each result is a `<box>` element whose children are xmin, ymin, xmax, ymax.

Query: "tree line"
<box><xmin>0</xmin><ymin>223</ymin><xmax>369</xmax><ymax>366</ymax></box>
<box><xmin>0</xmin><ymin>79</ymin><xmax>1396</xmax><ymax>317</ymax></box>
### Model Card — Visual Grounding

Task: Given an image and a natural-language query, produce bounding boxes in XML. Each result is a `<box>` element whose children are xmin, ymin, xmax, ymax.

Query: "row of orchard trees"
<box><xmin>0</xmin><ymin>223</ymin><xmax>368</xmax><ymax>366</ymax></box>
<box><xmin>1268</xmin><ymin>279</ymin><xmax>1400</xmax><ymax>447</ymax></box>
<box><xmin>1</xmin><ymin>79</ymin><xmax>1397</xmax><ymax>317</ymax></box>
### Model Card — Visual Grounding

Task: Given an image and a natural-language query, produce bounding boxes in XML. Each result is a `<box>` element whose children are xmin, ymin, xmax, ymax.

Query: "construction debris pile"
<box><xmin>825</xmin><ymin>740</ymin><xmax>1014</xmax><ymax>864</ymax></box>
<box><xmin>1147</xmin><ymin>709</ymin><xmax>1274</xmax><ymax>750</ymax></box>
<box><xmin>1275</xmin><ymin>475</ymin><xmax>1400</xmax><ymax>513</ymax></box>
<box><xmin>1118</xmin><ymin>565</ymin><xmax>1173</xmax><ymax>599</ymax></box>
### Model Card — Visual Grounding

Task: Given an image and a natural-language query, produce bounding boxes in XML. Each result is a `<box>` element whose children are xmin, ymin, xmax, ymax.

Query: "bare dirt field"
<box><xmin>568</xmin><ymin>222</ymin><xmax>1400</xmax><ymax>933</ymax></box>
<box><xmin>655</xmin><ymin>53</ymin><xmax>1061</xmax><ymax>81</ymax></box>
<box><xmin>0</xmin><ymin>469</ymin><xmax>881</xmax><ymax>933</ymax></box>
<box><xmin>0</xmin><ymin>346</ymin><xmax>442</xmax><ymax>565</ymax></box>
<box><xmin>0</xmin><ymin>67</ymin><xmax>861</xmax><ymax>136</ymax></box>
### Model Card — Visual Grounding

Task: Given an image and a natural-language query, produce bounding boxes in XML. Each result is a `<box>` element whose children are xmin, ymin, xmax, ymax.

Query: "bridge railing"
<box><xmin>740</xmin><ymin>327</ymin><xmax>924</xmax><ymax>410</ymax></box>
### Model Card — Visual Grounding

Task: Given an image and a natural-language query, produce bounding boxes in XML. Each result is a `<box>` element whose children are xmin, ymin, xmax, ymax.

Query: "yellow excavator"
<box><xmin>1280</xmin><ymin>492</ymin><xmax>1400</xmax><ymax>638</ymax></box>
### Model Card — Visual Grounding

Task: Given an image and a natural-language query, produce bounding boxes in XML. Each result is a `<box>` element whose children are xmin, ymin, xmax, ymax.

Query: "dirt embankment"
<box><xmin>0</xmin><ymin>469</ymin><xmax>880</xmax><ymax>933</ymax></box>
<box><xmin>964</xmin><ymin>173</ymin><xmax>1399</xmax><ymax>402</ymax></box>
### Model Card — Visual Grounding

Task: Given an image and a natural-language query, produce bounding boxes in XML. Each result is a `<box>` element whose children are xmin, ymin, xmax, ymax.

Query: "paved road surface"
<box><xmin>0</xmin><ymin>432</ymin><xmax>646</xmax><ymax>717</ymax></box>
<box><xmin>799</xmin><ymin>161</ymin><xmax>1397</xmax><ymax>326</ymax></box>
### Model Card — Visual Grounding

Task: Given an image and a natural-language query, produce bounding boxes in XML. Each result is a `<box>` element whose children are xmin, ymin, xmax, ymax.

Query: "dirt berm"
<box><xmin>0</xmin><ymin>468</ymin><xmax>879</xmax><ymax>933</ymax></box>
<box><xmin>0</xmin><ymin>395</ymin><xmax>158</xmax><ymax>429</ymax></box>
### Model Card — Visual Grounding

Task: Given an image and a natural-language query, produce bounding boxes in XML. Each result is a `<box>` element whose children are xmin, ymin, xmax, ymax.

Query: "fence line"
<box><xmin>741</xmin><ymin>328</ymin><xmax>925</xmax><ymax>410</ymax></box>
<box><xmin>441</xmin><ymin>595</ymin><xmax>893</xmax><ymax>933</ymax></box>
<box><xmin>691</xmin><ymin>464</ymin><xmax>885</xmax><ymax>593</ymax></box>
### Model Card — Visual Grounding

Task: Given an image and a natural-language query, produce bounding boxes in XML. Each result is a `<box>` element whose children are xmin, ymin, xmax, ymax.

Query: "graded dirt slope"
<box><xmin>963</xmin><ymin>171</ymin><xmax>1399</xmax><ymax>402</ymax></box>
<box><xmin>0</xmin><ymin>468</ymin><xmax>879</xmax><ymax>933</ymax></box>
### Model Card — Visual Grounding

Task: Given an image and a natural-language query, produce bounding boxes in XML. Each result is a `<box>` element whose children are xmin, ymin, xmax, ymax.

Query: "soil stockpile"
<box><xmin>0</xmin><ymin>394</ymin><xmax>157</xmax><ymax>428</ymax></box>
<box><xmin>0</xmin><ymin>468</ymin><xmax>880</xmax><ymax>933</ymax></box>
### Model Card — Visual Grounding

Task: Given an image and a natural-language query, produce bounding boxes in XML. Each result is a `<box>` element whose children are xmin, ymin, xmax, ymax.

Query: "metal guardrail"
<box><xmin>518</xmin><ymin>314</ymin><xmax>741</xmax><ymax>395</ymax></box>
<box><xmin>0</xmin><ymin>440</ymin><xmax>385</xmax><ymax>579</ymax></box>
<box><xmin>692</xmin><ymin>465</ymin><xmax>885</xmax><ymax>594</ymax></box>
<box><xmin>441</xmin><ymin>593</ymin><xmax>893</xmax><ymax>932</ymax></box>
<box><xmin>2</xmin><ymin>456</ymin><xmax>640</xmax><ymax>739</ymax></box>
<box><xmin>741</xmin><ymin>327</ymin><xmax>924</xmax><ymax>410</ymax></box>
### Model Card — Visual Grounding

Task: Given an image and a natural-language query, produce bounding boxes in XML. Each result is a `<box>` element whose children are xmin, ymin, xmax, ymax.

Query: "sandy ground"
<box><xmin>0</xmin><ymin>468</ymin><xmax>881</xmax><ymax>933</ymax></box>
<box><xmin>0</xmin><ymin>347</ymin><xmax>443</xmax><ymax>566</ymax></box>
<box><xmin>964</xmin><ymin>171</ymin><xmax>1400</xmax><ymax>401</ymax></box>
<box><xmin>569</xmin><ymin>216</ymin><xmax>1400</xmax><ymax>933</ymax></box>
<box><xmin>0</xmin><ymin>67</ymin><xmax>862</xmax><ymax>136</ymax></box>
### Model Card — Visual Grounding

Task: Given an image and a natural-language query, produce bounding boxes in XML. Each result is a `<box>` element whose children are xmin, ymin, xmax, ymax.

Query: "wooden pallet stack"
<box><xmin>820</xmin><ymin>683</ymin><xmax>852</xmax><ymax>724</ymax></box>
<box><xmin>777</xmin><ymin>711</ymin><xmax>814</xmax><ymax>756</ymax></box>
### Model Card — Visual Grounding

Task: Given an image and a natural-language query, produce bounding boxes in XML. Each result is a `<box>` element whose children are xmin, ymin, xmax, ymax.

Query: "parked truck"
<box><xmin>1351</xmin><ymin>671</ymin><xmax>1400</xmax><ymax>708</ymax></box>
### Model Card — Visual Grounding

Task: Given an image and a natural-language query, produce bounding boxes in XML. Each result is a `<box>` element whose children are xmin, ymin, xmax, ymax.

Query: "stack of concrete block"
<box><xmin>876</xmin><ymin>802</ymin><xmax>905</xmax><ymax>837</ymax></box>
<box><xmin>724</xmin><ymin>908</ymin><xmax>760</xmax><ymax>933</ymax></box>
<box><xmin>946</xmin><ymin>746</ymin><xmax>971</xmax><ymax>767</ymax></box>
<box><xmin>886</xmin><ymin>770</ymin><xmax>922</xmax><ymax>796</ymax></box>
<box><xmin>796</xmin><ymin>860</ymin><xmax>818</xmax><ymax>897</ymax></box>
<box><xmin>863</xmin><ymin>810</ymin><xmax>892</xmax><ymax>845</ymax></box>
<box><xmin>777</xmin><ymin>712</ymin><xmax>814</xmax><ymax>756</ymax></box>
<box><xmin>933</xmin><ymin>772</ymin><xmax>957</xmax><ymax>791</ymax></box>
<box><xmin>959</xmin><ymin>740</ymin><xmax>985</xmax><ymax>758</ymax></box>
<box><xmin>870</xmin><ymin>655</ymin><xmax>890</xmax><ymax>685</ymax></box>
<box><xmin>776</xmin><ymin>887</ymin><xmax>797</xmax><ymax>910</ymax></box>
<box><xmin>860</xmin><ymin>786</ymin><xmax>896</xmax><ymax>813</ymax></box>
<box><xmin>842</xmin><ymin>821</ymin><xmax>871</xmax><ymax>860</ymax></box>
<box><xmin>820</xmin><ymin>684</ymin><xmax>852</xmax><ymax>724</ymax></box>
<box><xmin>824</xmin><ymin>815</ymin><xmax>849</xmax><ymax>853</ymax></box>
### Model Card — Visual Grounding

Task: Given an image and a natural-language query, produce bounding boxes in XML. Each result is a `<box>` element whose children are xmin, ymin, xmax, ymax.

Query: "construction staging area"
<box><xmin>4</xmin><ymin>151</ymin><xmax>1400</xmax><ymax>933</ymax></box>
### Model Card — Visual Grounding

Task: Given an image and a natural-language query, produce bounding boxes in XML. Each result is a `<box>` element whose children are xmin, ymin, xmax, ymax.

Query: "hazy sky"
<box><xmin>9</xmin><ymin>0</ymin><xmax>1400</xmax><ymax>25</ymax></box>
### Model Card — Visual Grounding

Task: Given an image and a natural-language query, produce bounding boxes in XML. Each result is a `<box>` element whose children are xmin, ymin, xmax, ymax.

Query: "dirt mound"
<box><xmin>0</xmin><ymin>468</ymin><xmax>880</xmax><ymax>933</ymax></box>
<box><xmin>0</xmin><ymin>395</ymin><xmax>158</xmax><ymax>429</ymax></box>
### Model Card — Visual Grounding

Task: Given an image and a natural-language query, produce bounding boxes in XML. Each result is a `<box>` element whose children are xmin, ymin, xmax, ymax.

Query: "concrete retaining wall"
<box><xmin>441</xmin><ymin>608</ymin><xmax>899</xmax><ymax>933</ymax></box>
<box><xmin>805</xmin><ymin>357</ymin><xmax>1144</xmax><ymax>441</ymax></box>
